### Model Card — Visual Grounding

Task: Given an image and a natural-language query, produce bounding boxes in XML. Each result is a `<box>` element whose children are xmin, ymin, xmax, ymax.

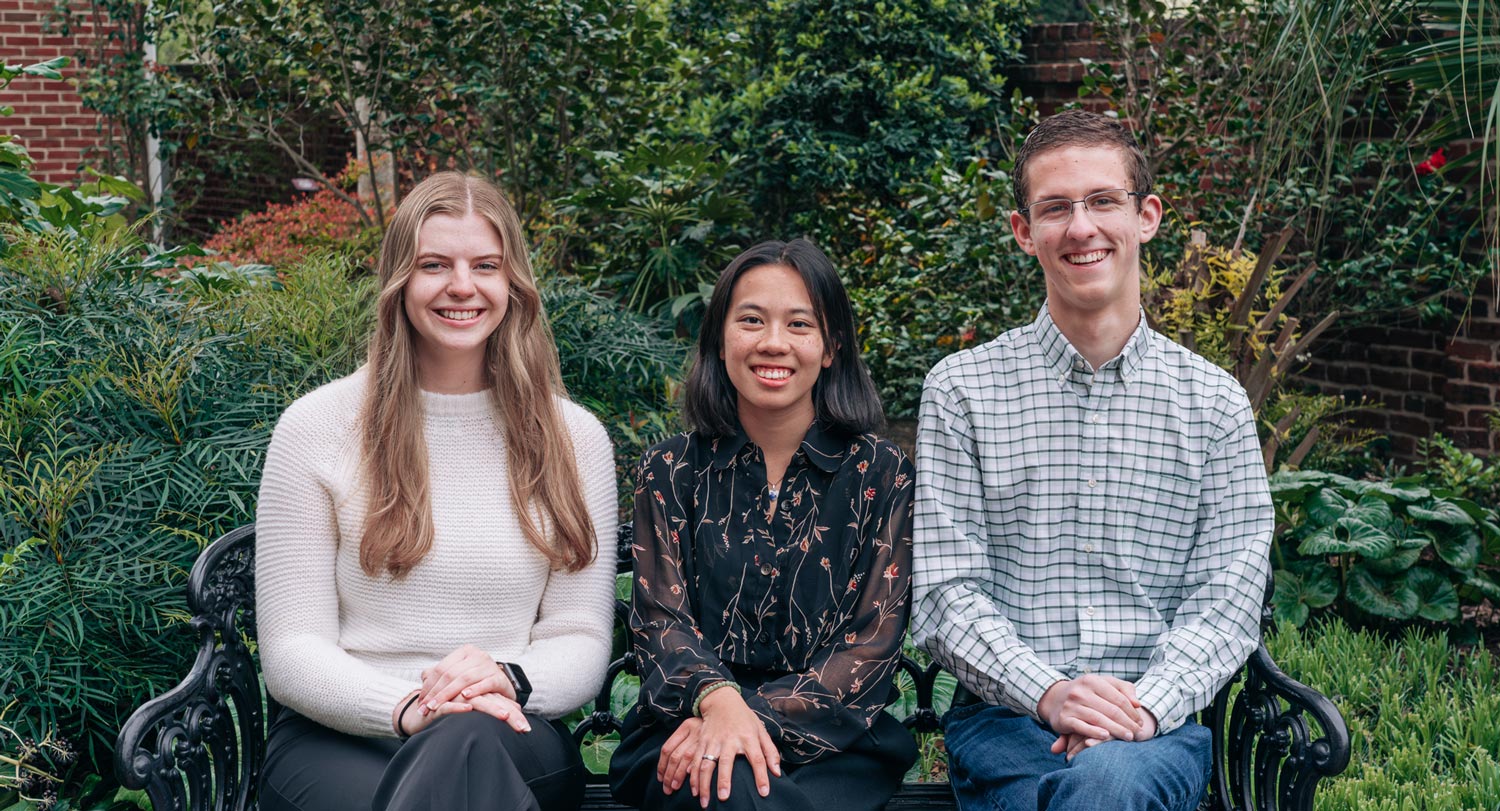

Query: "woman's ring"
<box><xmin>701</xmin><ymin>754</ymin><xmax>719</xmax><ymax>762</ymax></box>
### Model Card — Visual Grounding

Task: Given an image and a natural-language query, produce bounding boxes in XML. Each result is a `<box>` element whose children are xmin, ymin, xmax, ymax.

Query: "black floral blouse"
<box><xmin>629</xmin><ymin>421</ymin><xmax>914</xmax><ymax>763</ymax></box>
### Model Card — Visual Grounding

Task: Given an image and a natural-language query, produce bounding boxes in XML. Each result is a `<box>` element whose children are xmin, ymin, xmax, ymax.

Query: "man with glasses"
<box><xmin>911</xmin><ymin>110</ymin><xmax>1272</xmax><ymax>811</ymax></box>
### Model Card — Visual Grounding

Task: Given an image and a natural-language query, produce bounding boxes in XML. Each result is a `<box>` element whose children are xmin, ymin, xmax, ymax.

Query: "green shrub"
<box><xmin>667</xmin><ymin>0</ymin><xmax>1031</xmax><ymax>237</ymax></box>
<box><xmin>1084</xmin><ymin>0</ymin><xmax>1486</xmax><ymax>325</ymax></box>
<box><xmin>1142</xmin><ymin>230</ymin><xmax>1376</xmax><ymax>472</ymax></box>
<box><xmin>843</xmin><ymin>153</ymin><xmax>1043</xmax><ymax>417</ymax></box>
<box><xmin>1265</xmin><ymin>619</ymin><xmax>1500</xmax><ymax>811</ymax></box>
<box><xmin>0</xmin><ymin>225</ymin><xmax>292</xmax><ymax>804</ymax></box>
<box><xmin>1269</xmin><ymin>470</ymin><xmax>1500</xmax><ymax>628</ymax></box>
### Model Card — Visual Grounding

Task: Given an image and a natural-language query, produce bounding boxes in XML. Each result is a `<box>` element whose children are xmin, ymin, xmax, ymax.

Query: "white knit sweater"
<box><xmin>254</xmin><ymin>367</ymin><xmax>619</xmax><ymax>738</ymax></box>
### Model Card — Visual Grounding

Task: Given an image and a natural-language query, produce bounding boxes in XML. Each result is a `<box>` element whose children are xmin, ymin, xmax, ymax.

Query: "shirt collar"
<box><xmin>707</xmin><ymin>420</ymin><xmax>847</xmax><ymax>473</ymax></box>
<box><xmin>1031</xmin><ymin>304</ymin><xmax>1155</xmax><ymax>382</ymax></box>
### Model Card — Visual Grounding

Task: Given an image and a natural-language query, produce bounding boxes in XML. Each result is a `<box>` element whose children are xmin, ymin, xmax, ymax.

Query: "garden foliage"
<box><xmin>1085</xmin><ymin>0</ymin><xmax>1485</xmax><ymax>324</ymax></box>
<box><xmin>1267</xmin><ymin>620</ymin><xmax>1500</xmax><ymax>810</ymax></box>
<box><xmin>1141</xmin><ymin>228</ymin><xmax>1375</xmax><ymax>472</ymax></box>
<box><xmin>1269</xmin><ymin>470</ymin><xmax>1500</xmax><ymax>627</ymax></box>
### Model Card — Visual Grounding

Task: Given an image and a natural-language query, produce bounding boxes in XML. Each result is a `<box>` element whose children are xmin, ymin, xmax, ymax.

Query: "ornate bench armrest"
<box><xmin>114</xmin><ymin>525</ymin><xmax>265</xmax><ymax>811</ymax></box>
<box><xmin>1204</xmin><ymin>644</ymin><xmax>1350</xmax><ymax>811</ymax></box>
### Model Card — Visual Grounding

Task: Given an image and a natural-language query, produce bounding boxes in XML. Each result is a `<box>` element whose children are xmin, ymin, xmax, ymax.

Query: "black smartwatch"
<box><xmin>498</xmin><ymin>661</ymin><xmax>532</xmax><ymax>707</ymax></box>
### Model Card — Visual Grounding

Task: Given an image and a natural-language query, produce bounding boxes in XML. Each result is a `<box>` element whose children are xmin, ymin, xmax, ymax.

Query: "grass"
<box><xmin>1265</xmin><ymin>619</ymin><xmax>1500</xmax><ymax>810</ymax></box>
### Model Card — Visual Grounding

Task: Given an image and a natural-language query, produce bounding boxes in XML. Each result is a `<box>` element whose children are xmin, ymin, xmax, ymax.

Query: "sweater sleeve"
<box><xmin>255</xmin><ymin>393</ymin><xmax>416</xmax><ymax>738</ymax></box>
<box><xmin>504</xmin><ymin>407</ymin><xmax>620</xmax><ymax>718</ymax></box>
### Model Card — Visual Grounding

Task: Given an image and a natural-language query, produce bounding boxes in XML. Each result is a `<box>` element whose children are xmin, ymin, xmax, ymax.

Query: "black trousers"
<box><xmin>259</xmin><ymin>707</ymin><xmax>586</xmax><ymax>811</ymax></box>
<box><xmin>608</xmin><ymin>707</ymin><xmax>916</xmax><ymax>811</ymax></box>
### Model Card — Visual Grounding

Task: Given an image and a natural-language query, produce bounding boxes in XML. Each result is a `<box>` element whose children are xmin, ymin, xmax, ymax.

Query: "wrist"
<box><xmin>1037</xmin><ymin>679</ymin><xmax>1067</xmax><ymax>724</ymax></box>
<box><xmin>693</xmin><ymin>680</ymin><xmax>741</xmax><ymax>717</ymax></box>
<box><xmin>393</xmin><ymin>690</ymin><xmax>422</xmax><ymax>738</ymax></box>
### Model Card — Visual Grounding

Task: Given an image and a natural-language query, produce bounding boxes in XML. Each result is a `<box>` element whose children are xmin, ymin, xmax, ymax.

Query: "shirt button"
<box><xmin>757</xmin><ymin>630</ymin><xmax>772</xmax><ymax>644</ymax></box>
<box><xmin>1082</xmin><ymin>666</ymin><xmax>1094</xmax><ymax>675</ymax></box>
<box><xmin>1083</xmin><ymin>543</ymin><xmax>1095</xmax><ymax>553</ymax></box>
<box><xmin>759</xmin><ymin>563</ymin><xmax>773</xmax><ymax>576</ymax></box>
<box><xmin>1085</xmin><ymin>606</ymin><xmax>1096</xmax><ymax>617</ymax></box>
<box><xmin>1090</xmin><ymin>414</ymin><xmax>1102</xmax><ymax>424</ymax></box>
<box><xmin>1087</xmin><ymin>479</ymin><xmax>1097</xmax><ymax>488</ymax></box>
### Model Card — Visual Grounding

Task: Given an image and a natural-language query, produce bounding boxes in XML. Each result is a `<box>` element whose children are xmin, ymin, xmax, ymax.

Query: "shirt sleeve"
<box><xmin>740</xmin><ymin>450</ymin><xmax>915</xmax><ymax>763</ymax></box>
<box><xmin>1134</xmin><ymin>390</ymin><xmax>1272</xmax><ymax>733</ymax></box>
<box><xmin>630</xmin><ymin>442</ymin><xmax>736</xmax><ymax>721</ymax></box>
<box><xmin>256</xmin><ymin>405</ymin><xmax>416</xmax><ymax>738</ymax></box>
<box><xmin>507</xmin><ymin>414</ymin><xmax>620</xmax><ymax>718</ymax></box>
<box><xmin>911</xmin><ymin>370</ymin><xmax>1066</xmax><ymax>720</ymax></box>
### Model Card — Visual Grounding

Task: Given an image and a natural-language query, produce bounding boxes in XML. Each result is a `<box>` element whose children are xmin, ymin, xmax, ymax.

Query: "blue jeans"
<box><xmin>943</xmin><ymin>703</ymin><xmax>1211</xmax><ymax>811</ymax></box>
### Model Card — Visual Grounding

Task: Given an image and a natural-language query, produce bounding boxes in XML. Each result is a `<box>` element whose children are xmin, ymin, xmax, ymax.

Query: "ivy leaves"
<box><xmin>1270</xmin><ymin>471</ymin><xmax>1500</xmax><ymax>627</ymax></box>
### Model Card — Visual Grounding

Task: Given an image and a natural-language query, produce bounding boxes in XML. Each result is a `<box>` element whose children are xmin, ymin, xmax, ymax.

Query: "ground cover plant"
<box><xmin>1266</xmin><ymin>619</ymin><xmax>1500</xmax><ymax>810</ymax></box>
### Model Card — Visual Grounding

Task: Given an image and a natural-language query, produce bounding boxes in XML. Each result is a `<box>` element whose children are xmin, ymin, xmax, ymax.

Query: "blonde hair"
<box><xmin>360</xmin><ymin>172</ymin><xmax>594</xmax><ymax>577</ymax></box>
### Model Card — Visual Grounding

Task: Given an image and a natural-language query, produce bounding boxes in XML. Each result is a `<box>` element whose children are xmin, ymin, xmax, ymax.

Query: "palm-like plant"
<box><xmin>1385</xmin><ymin>1</ymin><xmax>1500</xmax><ymax>253</ymax></box>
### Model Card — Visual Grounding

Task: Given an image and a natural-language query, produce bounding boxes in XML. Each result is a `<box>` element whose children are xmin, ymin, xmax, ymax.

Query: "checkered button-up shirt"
<box><xmin>911</xmin><ymin>305</ymin><xmax>1272</xmax><ymax>734</ymax></box>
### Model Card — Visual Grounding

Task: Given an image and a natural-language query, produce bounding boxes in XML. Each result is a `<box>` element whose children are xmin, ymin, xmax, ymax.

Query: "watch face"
<box><xmin>504</xmin><ymin>662</ymin><xmax>532</xmax><ymax>703</ymax></box>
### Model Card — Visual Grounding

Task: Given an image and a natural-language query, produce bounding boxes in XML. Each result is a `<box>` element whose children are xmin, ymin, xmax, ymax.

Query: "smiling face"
<box><xmin>721</xmin><ymin>263</ymin><xmax>832</xmax><ymax>435</ymax></box>
<box><xmin>403</xmin><ymin>211</ymin><xmax>510</xmax><ymax>392</ymax></box>
<box><xmin>1010</xmin><ymin>145</ymin><xmax>1162</xmax><ymax>332</ymax></box>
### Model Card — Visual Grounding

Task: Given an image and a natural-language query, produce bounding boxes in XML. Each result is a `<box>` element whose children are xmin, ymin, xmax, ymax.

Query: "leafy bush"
<box><xmin>667</xmin><ymin>0</ymin><xmax>1031</xmax><ymax>237</ymax></box>
<box><xmin>843</xmin><ymin>153</ymin><xmax>1043</xmax><ymax>417</ymax></box>
<box><xmin>1269</xmin><ymin>470</ymin><xmax>1500</xmax><ymax>628</ymax></box>
<box><xmin>199</xmin><ymin>164</ymin><xmax>383</xmax><ymax>271</ymax></box>
<box><xmin>1415</xmin><ymin>433</ymin><xmax>1500</xmax><ymax>507</ymax></box>
<box><xmin>1</xmin><ymin>58</ymin><xmax>139</xmax><ymax>248</ymax></box>
<box><xmin>1266</xmin><ymin>618</ymin><xmax>1500</xmax><ymax>811</ymax></box>
<box><xmin>1142</xmin><ymin>229</ymin><xmax>1375</xmax><ymax>471</ymax></box>
<box><xmin>0</xmin><ymin>224</ymin><xmax>292</xmax><ymax>806</ymax></box>
<box><xmin>1084</xmin><ymin>0</ymin><xmax>1486</xmax><ymax>324</ymax></box>
<box><xmin>555</xmin><ymin>142</ymin><xmax>752</xmax><ymax>327</ymax></box>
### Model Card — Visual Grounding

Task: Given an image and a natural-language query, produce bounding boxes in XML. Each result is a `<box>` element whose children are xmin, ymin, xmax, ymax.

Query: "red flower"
<box><xmin>864</xmin><ymin>487</ymin><xmax>876</xmax><ymax>500</ymax></box>
<box><xmin>1416</xmin><ymin>148</ymin><xmax>1447</xmax><ymax>176</ymax></box>
<box><xmin>960</xmin><ymin>327</ymin><xmax>976</xmax><ymax>343</ymax></box>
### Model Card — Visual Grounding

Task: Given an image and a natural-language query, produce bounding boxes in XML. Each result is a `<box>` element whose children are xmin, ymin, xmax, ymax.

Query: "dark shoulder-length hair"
<box><xmin>682</xmin><ymin>238</ymin><xmax>884</xmax><ymax>438</ymax></box>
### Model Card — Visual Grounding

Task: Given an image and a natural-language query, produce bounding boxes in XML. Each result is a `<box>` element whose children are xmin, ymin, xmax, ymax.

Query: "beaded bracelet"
<box><xmin>692</xmin><ymin>680</ymin><xmax>740</xmax><ymax>717</ymax></box>
<box><xmin>395</xmin><ymin>692</ymin><xmax>423</xmax><ymax>739</ymax></box>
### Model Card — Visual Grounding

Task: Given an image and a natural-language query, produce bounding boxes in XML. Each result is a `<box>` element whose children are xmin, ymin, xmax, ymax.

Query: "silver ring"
<box><xmin>701</xmin><ymin>754</ymin><xmax>719</xmax><ymax>762</ymax></box>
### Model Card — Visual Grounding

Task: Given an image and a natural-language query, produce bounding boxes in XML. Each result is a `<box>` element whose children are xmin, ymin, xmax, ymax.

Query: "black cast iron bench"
<box><xmin>115</xmin><ymin>524</ymin><xmax>1350</xmax><ymax>811</ymax></box>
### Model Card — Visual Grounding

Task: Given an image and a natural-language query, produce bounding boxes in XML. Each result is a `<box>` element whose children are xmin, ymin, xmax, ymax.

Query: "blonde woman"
<box><xmin>254</xmin><ymin>172</ymin><xmax>618</xmax><ymax>811</ymax></box>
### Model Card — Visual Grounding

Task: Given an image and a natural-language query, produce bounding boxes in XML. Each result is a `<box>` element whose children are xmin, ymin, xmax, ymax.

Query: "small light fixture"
<box><xmin>291</xmin><ymin>177</ymin><xmax>320</xmax><ymax>192</ymax></box>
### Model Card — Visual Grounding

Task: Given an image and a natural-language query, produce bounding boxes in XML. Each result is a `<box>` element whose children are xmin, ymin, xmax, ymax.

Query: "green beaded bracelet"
<box><xmin>692</xmin><ymin>680</ymin><xmax>740</xmax><ymax>717</ymax></box>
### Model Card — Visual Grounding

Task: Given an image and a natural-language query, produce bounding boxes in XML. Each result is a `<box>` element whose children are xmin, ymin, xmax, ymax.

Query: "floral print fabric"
<box><xmin>629</xmin><ymin>422</ymin><xmax>915</xmax><ymax>763</ymax></box>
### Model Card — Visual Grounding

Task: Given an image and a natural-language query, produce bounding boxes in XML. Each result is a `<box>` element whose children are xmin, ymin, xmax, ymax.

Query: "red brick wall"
<box><xmin>1</xmin><ymin>0</ymin><xmax>118</xmax><ymax>185</ymax></box>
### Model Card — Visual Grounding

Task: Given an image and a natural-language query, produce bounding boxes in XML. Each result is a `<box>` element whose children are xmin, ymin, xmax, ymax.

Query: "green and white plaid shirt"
<box><xmin>912</xmin><ymin>305</ymin><xmax>1272</xmax><ymax>734</ymax></box>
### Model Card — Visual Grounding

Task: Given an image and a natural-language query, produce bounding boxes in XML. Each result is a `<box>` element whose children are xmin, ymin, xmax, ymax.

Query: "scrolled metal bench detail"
<box><xmin>117</xmin><ymin>525</ymin><xmax>1350</xmax><ymax>811</ymax></box>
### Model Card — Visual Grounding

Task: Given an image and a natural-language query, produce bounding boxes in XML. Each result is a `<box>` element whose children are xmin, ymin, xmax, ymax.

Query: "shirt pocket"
<box><xmin>1116</xmin><ymin>467</ymin><xmax>1200</xmax><ymax>589</ymax></box>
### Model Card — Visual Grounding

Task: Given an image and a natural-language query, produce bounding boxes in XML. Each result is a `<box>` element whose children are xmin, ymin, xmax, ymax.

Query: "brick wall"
<box><xmin>1</xmin><ymin>0</ymin><xmax>118</xmax><ymax>185</ymax></box>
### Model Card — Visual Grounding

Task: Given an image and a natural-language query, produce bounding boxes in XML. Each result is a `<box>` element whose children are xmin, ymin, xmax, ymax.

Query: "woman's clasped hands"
<box><xmin>656</xmin><ymin>686</ymin><xmax>782</xmax><ymax>808</ymax></box>
<box><xmin>391</xmin><ymin>644</ymin><xmax>529</xmax><ymax>737</ymax></box>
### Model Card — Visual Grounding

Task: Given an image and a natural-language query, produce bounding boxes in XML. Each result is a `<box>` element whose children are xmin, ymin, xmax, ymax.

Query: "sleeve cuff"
<box><xmin>1134</xmin><ymin>676</ymin><xmax>1186</xmax><ymax>735</ymax></box>
<box><xmin>1011</xmin><ymin>660</ymin><xmax>1068</xmax><ymax>721</ymax></box>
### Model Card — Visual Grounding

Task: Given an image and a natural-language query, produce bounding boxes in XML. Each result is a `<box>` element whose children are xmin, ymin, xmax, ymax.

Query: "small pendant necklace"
<box><xmin>768</xmin><ymin>478</ymin><xmax>783</xmax><ymax>501</ymax></box>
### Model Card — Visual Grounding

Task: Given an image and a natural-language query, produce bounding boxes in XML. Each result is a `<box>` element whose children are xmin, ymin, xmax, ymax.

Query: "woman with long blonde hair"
<box><xmin>254</xmin><ymin>172</ymin><xmax>618</xmax><ymax>811</ymax></box>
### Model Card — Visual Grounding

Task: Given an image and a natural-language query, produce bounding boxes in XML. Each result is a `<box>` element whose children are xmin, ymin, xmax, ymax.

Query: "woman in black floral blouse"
<box><xmin>609</xmin><ymin>239</ymin><xmax>917</xmax><ymax>811</ymax></box>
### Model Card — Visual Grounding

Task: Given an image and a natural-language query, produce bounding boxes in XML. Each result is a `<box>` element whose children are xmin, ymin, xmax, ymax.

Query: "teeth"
<box><xmin>755</xmin><ymin>368</ymin><xmax>791</xmax><ymax>380</ymax></box>
<box><xmin>1067</xmin><ymin>250</ymin><xmax>1107</xmax><ymax>265</ymax></box>
<box><xmin>438</xmin><ymin>309</ymin><xmax>480</xmax><ymax>320</ymax></box>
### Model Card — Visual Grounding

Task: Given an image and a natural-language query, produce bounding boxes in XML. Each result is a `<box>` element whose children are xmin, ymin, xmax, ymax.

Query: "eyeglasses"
<box><xmin>1019</xmin><ymin>189</ymin><xmax>1147</xmax><ymax>228</ymax></box>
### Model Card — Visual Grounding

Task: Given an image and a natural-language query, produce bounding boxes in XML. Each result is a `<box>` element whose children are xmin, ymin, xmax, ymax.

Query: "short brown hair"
<box><xmin>1012</xmin><ymin>110</ymin><xmax>1152</xmax><ymax>210</ymax></box>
